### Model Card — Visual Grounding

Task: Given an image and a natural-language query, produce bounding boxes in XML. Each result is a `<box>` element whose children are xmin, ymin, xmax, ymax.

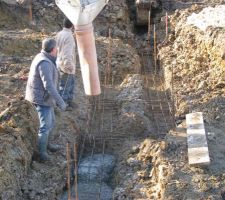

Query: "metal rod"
<box><xmin>109</xmin><ymin>28</ymin><xmax>112</xmax><ymax>85</ymax></box>
<box><xmin>171</xmin><ymin>63</ymin><xmax>176</xmax><ymax>128</ymax></box>
<box><xmin>154</xmin><ymin>24</ymin><xmax>157</xmax><ymax>74</ymax></box>
<box><xmin>78</xmin><ymin>136</ymin><xmax>86</xmax><ymax>166</ymax></box>
<box><xmin>28</xmin><ymin>0</ymin><xmax>33</xmax><ymax>23</ymax></box>
<box><xmin>110</xmin><ymin>113</ymin><xmax>113</xmax><ymax>132</ymax></box>
<box><xmin>147</xmin><ymin>9</ymin><xmax>151</xmax><ymax>49</ymax></box>
<box><xmin>87</xmin><ymin>136</ymin><xmax>96</xmax><ymax>181</ymax></box>
<box><xmin>74</xmin><ymin>143</ymin><xmax>78</xmax><ymax>200</ymax></box>
<box><xmin>105</xmin><ymin>28</ymin><xmax>112</xmax><ymax>85</ymax></box>
<box><xmin>97</xmin><ymin>139</ymin><xmax>106</xmax><ymax>199</ymax></box>
<box><xmin>101</xmin><ymin>90</ymin><xmax>105</xmax><ymax>135</ymax></box>
<box><xmin>66</xmin><ymin>143</ymin><xmax>71</xmax><ymax>200</ymax></box>
<box><xmin>166</xmin><ymin>12</ymin><xmax>168</xmax><ymax>39</ymax></box>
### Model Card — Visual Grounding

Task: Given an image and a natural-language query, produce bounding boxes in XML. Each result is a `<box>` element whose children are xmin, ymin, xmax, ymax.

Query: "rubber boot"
<box><xmin>48</xmin><ymin>143</ymin><xmax>61</xmax><ymax>152</ymax></box>
<box><xmin>39</xmin><ymin>134</ymin><xmax>51</xmax><ymax>162</ymax></box>
<box><xmin>67</xmin><ymin>101</ymin><xmax>78</xmax><ymax>109</ymax></box>
<box><xmin>48</xmin><ymin>130</ymin><xmax>60</xmax><ymax>152</ymax></box>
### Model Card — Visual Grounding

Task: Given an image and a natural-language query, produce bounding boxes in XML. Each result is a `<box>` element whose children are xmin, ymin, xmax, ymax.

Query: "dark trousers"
<box><xmin>59</xmin><ymin>71</ymin><xmax>75</xmax><ymax>103</ymax></box>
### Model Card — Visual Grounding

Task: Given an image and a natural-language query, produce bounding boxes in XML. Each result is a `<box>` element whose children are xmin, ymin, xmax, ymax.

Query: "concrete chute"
<box><xmin>56</xmin><ymin>0</ymin><xmax>109</xmax><ymax>96</ymax></box>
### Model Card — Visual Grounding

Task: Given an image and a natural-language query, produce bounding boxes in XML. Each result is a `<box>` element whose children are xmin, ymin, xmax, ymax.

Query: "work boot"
<box><xmin>48</xmin><ymin>143</ymin><xmax>61</xmax><ymax>152</ymax></box>
<box><xmin>39</xmin><ymin>151</ymin><xmax>51</xmax><ymax>162</ymax></box>
<box><xmin>39</xmin><ymin>134</ymin><xmax>51</xmax><ymax>162</ymax></box>
<box><xmin>67</xmin><ymin>101</ymin><xmax>78</xmax><ymax>109</ymax></box>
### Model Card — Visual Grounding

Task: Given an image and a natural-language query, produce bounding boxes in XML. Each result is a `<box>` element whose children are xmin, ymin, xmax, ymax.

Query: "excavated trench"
<box><xmin>2</xmin><ymin>1</ymin><xmax>225</xmax><ymax>199</ymax></box>
<box><xmin>58</xmin><ymin>5</ymin><xmax>175</xmax><ymax>199</ymax></box>
<box><xmin>0</xmin><ymin>2</ymin><xmax>174</xmax><ymax>200</ymax></box>
<box><xmin>0</xmin><ymin>1</ymin><xmax>186</xmax><ymax>199</ymax></box>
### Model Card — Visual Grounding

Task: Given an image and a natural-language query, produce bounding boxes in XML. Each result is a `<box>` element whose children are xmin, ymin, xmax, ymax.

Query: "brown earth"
<box><xmin>1</xmin><ymin>0</ymin><xmax>225</xmax><ymax>200</ymax></box>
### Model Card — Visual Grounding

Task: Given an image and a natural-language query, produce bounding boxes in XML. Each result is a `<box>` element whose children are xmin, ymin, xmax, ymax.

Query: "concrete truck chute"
<box><xmin>56</xmin><ymin>0</ymin><xmax>109</xmax><ymax>96</ymax></box>
<box><xmin>55</xmin><ymin>0</ymin><xmax>109</xmax><ymax>26</ymax></box>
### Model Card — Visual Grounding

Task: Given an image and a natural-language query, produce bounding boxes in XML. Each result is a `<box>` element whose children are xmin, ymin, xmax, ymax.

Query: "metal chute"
<box><xmin>55</xmin><ymin>0</ymin><xmax>109</xmax><ymax>26</ymax></box>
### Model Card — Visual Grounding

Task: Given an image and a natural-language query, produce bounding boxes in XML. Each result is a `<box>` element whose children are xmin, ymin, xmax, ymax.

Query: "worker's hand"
<box><xmin>59</xmin><ymin>101</ymin><xmax>67</xmax><ymax>111</ymax></box>
<box><xmin>54</xmin><ymin>107</ymin><xmax>61</xmax><ymax>116</ymax></box>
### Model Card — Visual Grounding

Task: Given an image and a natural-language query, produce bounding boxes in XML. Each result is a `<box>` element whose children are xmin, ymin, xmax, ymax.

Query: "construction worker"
<box><xmin>25</xmin><ymin>38</ymin><xmax>66</xmax><ymax>161</ymax></box>
<box><xmin>56</xmin><ymin>17</ymin><xmax>77</xmax><ymax>109</ymax></box>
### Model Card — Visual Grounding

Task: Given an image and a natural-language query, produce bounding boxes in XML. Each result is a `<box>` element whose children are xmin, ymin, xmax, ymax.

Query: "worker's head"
<box><xmin>42</xmin><ymin>38</ymin><xmax>57</xmax><ymax>57</ymax></box>
<box><xmin>63</xmin><ymin>17</ymin><xmax>73</xmax><ymax>29</ymax></box>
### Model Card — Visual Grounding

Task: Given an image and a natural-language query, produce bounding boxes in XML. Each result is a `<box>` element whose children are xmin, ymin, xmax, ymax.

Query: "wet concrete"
<box><xmin>60</xmin><ymin>154</ymin><xmax>116</xmax><ymax>200</ymax></box>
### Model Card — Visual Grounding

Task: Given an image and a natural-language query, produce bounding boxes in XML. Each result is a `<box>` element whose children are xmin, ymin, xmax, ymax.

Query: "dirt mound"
<box><xmin>97</xmin><ymin>36</ymin><xmax>141</xmax><ymax>84</ymax></box>
<box><xmin>0</xmin><ymin>99</ymin><xmax>38</xmax><ymax>199</ymax></box>
<box><xmin>95</xmin><ymin>0</ymin><xmax>134</xmax><ymax>40</ymax></box>
<box><xmin>0</xmin><ymin>0</ymin><xmax>63</xmax><ymax>32</ymax></box>
<box><xmin>158</xmin><ymin>5</ymin><xmax>225</xmax><ymax>123</ymax></box>
<box><xmin>2</xmin><ymin>1</ymin><xmax>225</xmax><ymax>200</ymax></box>
<box><xmin>114</xmin><ymin>138</ymin><xmax>171</xmax><ymax>199</ymax></box>
<box><xmin>156</xmin><ymin>5</ymin><xmax>225</xmax><ymax>199</ymax></box>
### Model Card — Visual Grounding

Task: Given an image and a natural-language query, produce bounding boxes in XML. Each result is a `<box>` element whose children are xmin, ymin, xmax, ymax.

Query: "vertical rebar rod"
<box><xmin>88</xmin><ymin>136</ymin><xmax>96</xmax><ymax>181</ymax></box>
<box><xmin>110</xmin><ymin>113</ymin><xmax>113</xmax><ymax>132</ymax></box>
<box><xmin>86</xmin><ymin>99</ymin><xmax>91</xmax><ymax>136</ymax></box>
<box><xmin>91</xmin><ymin>97</ymin><xmax>97</xmax><ymax>125</ymax></box>
<box><xmin>106</xmin><ymin>28</ymin><xmax>112</xmax><ymax>85</ymax></box>
<box><xmin>74</xmin><ymin>143</ymin><xmax>78</xmax><ymax>200</ymax></box>
<box><xmin>171</xmin><ymin>64</ymin><xmax>176</xmax><ymax>128</ymax></box>
<box><xmin>109</xmin><ymin>28</ymin><xmax>112</xmax><ymax>85</ymax></box>
<box><xmin>91</xmin><ymin>135</ymin><xmax>96</xmax><ymax>157</ymax></box>
<box><xmin>147</xmin><ymin>6</ymin><xmax>152</xmax><ymax>73</ymax></box>
<box><xmin>147</xmin><ymin>9</ymin><xmax>151</xmax><ymax>50</ymax></box>
<box><xmin>151</xmin><ymin>77</ymin><xmax>161</xmax><ymax>134</ymax></box>
<box><xmin>97</xmin><ymin>139</ymin><xmax>106</xmax><ymax>200</ymax></box>
<box><xmin>28</xmin><ymin>0</ymin><xmax>33</xmax><ymax>23</ymax></box>
<box><xmin>109</xmin><ymin>28</ymin><xmax>113</xmax><ymax>133</ymax></box>
<box><xmin>78</xmin><ymin>135</ymin><xmax>86</xmax><ymax>166</ymax></box>
<box><xmin>154</xmin><ymin>24</ymin><xmax>157</xmax><ymax>74</ymax></box>
<box><xmin>66</xmin><ymin>143</ymin><xmax>71</xmax><ymax>200</ymax></box>
<box><xmin>166</xmin><ymin>12</ymin><xmax>168</xmax><ymax>39</ymax></box>
<box><xmin>101</xmin><ymin>89</ymin><xmax>106</xmax><ymax>134</ymax></box>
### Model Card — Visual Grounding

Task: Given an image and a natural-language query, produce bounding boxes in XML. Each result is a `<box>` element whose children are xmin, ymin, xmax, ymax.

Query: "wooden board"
<box><xmin>186</xmin><ymin>112</ymin><xmax>210</xmax><ymax>165</ymax></box>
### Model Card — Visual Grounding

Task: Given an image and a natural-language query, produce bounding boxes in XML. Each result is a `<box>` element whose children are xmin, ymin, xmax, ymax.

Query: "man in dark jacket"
<box><xmin>25</xmin><ymin>38</ymin><xmax>66</xmax><ymax>161</ymax></box>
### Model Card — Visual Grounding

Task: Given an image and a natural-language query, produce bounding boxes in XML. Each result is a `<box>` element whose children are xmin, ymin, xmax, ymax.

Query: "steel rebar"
<box><xmin>147</xmin><ymin>9</ymin><xmax>151</xmax><ymax>49</ymax></box>
<box><xmin>66</xmin><ymin>143</ymin><xmax>71</xmax><ymax>200</ymax></box>
<box><xmin>154</xmin><ymin>24</ymin><xmax>157</xmax><ymax>74</ymax></box>
<box><xmin>73</xmin><ymin>143</ymin><xmax>78</xmax><ymax>200</ymax></box>
<box><xmin>166</xmin><ymin>12</ymin><xmax>168</xmax><ymax>39</ymax></box>
<box><xmin>28</xmin><ymin>0</ymin><xmax>33</xmax><ymax>23</ymax></box>
<box><xmin>97</xmin><ymin>139</ymin><xmax>106</xmax><ymax>200</ymax></box>
<box><xmin>171</xmin><ymin>63</ymin><xmax>176</xmax><ymax>128</ymax></box>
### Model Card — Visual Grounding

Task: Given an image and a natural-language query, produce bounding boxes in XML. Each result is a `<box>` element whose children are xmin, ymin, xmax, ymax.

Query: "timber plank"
<box><xmin>186</xmin><ymin>112</ymin><xmax>210</xmax><ymax>165</ymax></box>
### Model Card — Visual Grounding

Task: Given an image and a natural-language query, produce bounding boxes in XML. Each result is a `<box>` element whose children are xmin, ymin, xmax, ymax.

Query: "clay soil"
<box><xmin>1</xmin><ymin>1</ymin><xmax>225</xmax><ymax>200</ymax></box>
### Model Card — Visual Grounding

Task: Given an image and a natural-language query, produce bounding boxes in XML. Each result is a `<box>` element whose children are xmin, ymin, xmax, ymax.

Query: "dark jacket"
<box><xmin>25</xmin><ymin>51</ymin><xmax>66</xmax><ymax>110</ymax></box>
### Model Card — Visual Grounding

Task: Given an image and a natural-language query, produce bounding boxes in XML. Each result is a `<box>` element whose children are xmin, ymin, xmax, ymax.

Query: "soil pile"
<box><xmin>1</xmin><ymin>0</ymin><xmax>225</xmax><ymax>200</ymax></box>
<box><xmin>0</xmin><ymin>0</ymin><xmax>146</xmax><ymax>199</ymax></box>
<box><xmin>158</xmin><ymin>4</ymin><xmax>225</xmax><ymax>123</ymax></box>
<box><xmin>0</xmin><ymin>100</ymin><xmax>38</xmax><ymax>199</ymax></box>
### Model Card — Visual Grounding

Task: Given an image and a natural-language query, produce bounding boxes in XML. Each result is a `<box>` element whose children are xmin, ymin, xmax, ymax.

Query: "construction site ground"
<box><xmin>1</xmin><ymin>0</ymin><xmax>225</xmax><ymax>199</ymax></box>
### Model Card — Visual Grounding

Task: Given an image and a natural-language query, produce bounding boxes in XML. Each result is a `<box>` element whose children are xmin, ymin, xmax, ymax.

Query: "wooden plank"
<box><xmin>186</xmin><ymin>112</ymin><xmax>210</xmax><ymax>165</ymax></box>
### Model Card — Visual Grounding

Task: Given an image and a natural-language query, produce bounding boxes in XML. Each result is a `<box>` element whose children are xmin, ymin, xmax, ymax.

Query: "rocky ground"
<box><xmin>1</xmin><ymin>0</ymin><xmax>225</xmax><ymax>200</ymax></box>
